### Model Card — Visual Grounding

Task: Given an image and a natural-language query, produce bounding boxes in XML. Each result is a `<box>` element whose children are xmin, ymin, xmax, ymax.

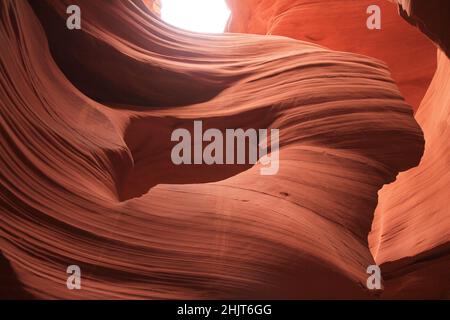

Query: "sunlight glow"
<box><xmin>161</xmin><ymin>0</ymin><xmax>231</xmax><ymax>33</ymax></box>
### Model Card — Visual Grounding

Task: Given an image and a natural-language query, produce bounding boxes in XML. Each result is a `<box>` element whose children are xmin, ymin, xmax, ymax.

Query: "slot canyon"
<box><xmin>0</xmin><ymin>0</ymin><xmax>449</xmax><ymax>299</ymax></box>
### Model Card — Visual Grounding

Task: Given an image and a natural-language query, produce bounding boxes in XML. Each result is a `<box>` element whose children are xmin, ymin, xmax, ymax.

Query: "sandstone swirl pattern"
<box><xmin>227</xmin><ymin>0</ymin><xmax>450</xmax><ymax>299</ymax></box>
<box><xmin>0</xmin><ymin>0</ymin><xmax>431</xmax><ymax>299</ymax></box>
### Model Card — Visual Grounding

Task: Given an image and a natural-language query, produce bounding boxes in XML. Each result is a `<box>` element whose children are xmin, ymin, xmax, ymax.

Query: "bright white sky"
<box><xmin>161</xmin><ymin>0</ymin><xmax>231</xmax><ymax>33</ymax></box>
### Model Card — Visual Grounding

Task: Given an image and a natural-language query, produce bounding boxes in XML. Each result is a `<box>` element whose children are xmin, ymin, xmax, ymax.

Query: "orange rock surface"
<box><xmin>227</xmin><ymin>0</ymin><xmax>437</xmax><ymax>111</ymax></box>
<box><xmin>0</xmin><ymin>0</ymin><xmax>448</xmax><ymax>299</ymax></box>
<box><xmin>227</xmin><ymin>0</ymin><xmax>449</xmax><ymax>299</ymax></box>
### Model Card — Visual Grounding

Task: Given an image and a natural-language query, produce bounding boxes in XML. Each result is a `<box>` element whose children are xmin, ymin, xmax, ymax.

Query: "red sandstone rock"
<box><xmin>392</xmin><ymin>0</ymin><xmax>450</xmax><ymax>57</ymax></box>
<box><xmin>227</xmin><ymin>0</ymin><xmax>450</xmax><ymax>299</ymax></box>
<box><xmin>226</xmin><ymin>0</ymin><xmax>437</xmax><ymax>111</ymax></box>
<box><xmin>370</xmin><ymin>48</ymin><xmax>450</xmax><ymax>299</ymax></box>
<box><xmin>0</xmin><ymin>0</ymin><xmax>448</xmax><ymax>299</ymax></box>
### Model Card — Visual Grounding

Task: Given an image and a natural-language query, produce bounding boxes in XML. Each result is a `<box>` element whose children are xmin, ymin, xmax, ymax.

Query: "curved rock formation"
<box><xmin>144</xmin><ymin>0</ymin><xmax>161</xmax><ymax>16</ymax></box>
<box><xmin>226</xmin><ymin>0</ymin><xmax>437</xmax><ymax>111</ymax></box>
<box><xmin>393</xmin><ymin>0</ymin><xmax>450</xmax><ymax>57</ymax></box>
<box><xmin>370</xmin><ymin>46</ymin><xmax>450</xmax><ymax>300</ymax></box>
<box><xmin>372</xmin><ymin>0</ymin><xmax>450</xmax><ymax>299</ymax></box>
<box><xmin>0</xmin><ymin>0</ymin><xmax>446</xmax><ymax>299</ymax></box>
<box><xmin>227</xmin><ymin>0</ymin><xmax>450</xmax><ymax>299</ymax></box>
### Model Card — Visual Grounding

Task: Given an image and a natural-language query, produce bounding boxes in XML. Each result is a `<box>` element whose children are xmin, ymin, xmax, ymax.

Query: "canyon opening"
<box><xmin>160</xmin><ymin>0</ymin><xmax>231</xmax><ymax>33</ymax></box>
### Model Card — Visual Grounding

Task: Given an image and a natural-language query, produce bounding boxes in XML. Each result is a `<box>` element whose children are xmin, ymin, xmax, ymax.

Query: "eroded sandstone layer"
<box><xmin>369</xmin><ymin>1</ymin><xmax>449</xmax><ymax>300</ymax></box>
<box><xmin>0</xmin><ymin>0</ymin><xmax>447</xmax><ymax>299</ymax></box>
<box><xmin>227</xmin><ymin>0</ymin><xmax>449</xmax><ymax>299</ymax></box>
<box><xmin>370</xmin><ymin>48</ymin><xmax>450</xmax><ymax>299</ymax></box>
<box><xmin>226</xmin><ymin>0</ymin><xmax>437</xmax><ymax>111</ymax></box>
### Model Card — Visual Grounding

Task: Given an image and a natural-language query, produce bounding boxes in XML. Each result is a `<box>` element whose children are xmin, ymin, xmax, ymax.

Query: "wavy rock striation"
<box><xmin>227</xmin><ymin>0</ymin><xmax>450</xmax><ymax>299</ymax></box>
<box><xmin>226</xmin><ymin>0</ymin><xmax>437</xmax><ymax>111</ymax></box>
<box><xmin>372</xmin><ymin>0</ymin><xmax>450</xmax><ymax>300</ymax></box>
<box><xmin>0</xmin><ymin>0</ymin><xmax>442</xmax><ymax>299</ymax></box>
<box><xmin>370</xmin><ymin>48</ymin><xmax>450</xmax><ymax>299</ymax></box>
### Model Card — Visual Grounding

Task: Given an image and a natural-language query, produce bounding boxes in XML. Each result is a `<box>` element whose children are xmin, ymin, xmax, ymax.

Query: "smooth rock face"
<box><xmin>370</xmin><ymin>48</ymin><xmax>450</xmax><ymax>299</ymax></box>
<box><xmin>227</xmin><ymin>0</ymin><xmax>450</xmax><ymax>299</ymax></box>
<box><xmin>0</xmin><ymin>0</ymin><xmax>447</xmax><ymax>299</ymax></box>
<box><xmin>226</xmin><ymin>0</ymin><xmax>437</xmax><ymax>111</ymax></box>
<box><xmin>393</xmin><ymin>0</ymin><xmax>450</xmax><ymax>57</ymax></box>
<box><xmin>143</xmin><ymin>0</ymin><xmax>161</xmax><ymax>16</ymax></box>
<box><xmin>375</xmin><ymin>0</ymin><xmax>450</xmax><ymax>299</ymax></box>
